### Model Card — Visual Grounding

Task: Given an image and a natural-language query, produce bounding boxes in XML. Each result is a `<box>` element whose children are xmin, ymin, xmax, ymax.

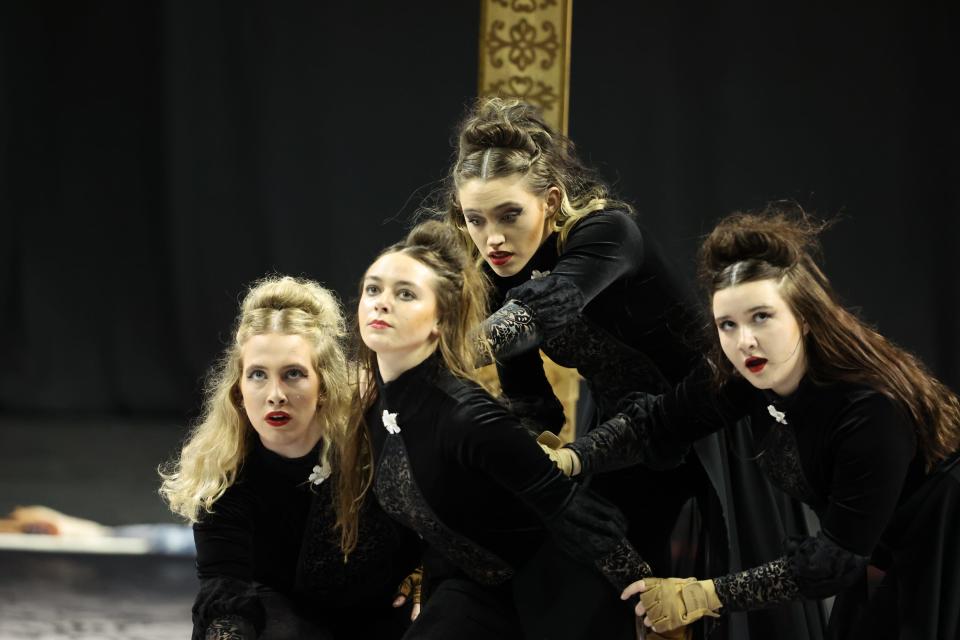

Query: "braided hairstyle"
<box><xmin>334</xmin><ymin>220</ymin><xmax>492</xmax><ymax>555</ymax></box>
<box><xmin>160</xmin><ymin>276</ymin><xmax>350</xmax><ymax>522</ymax></box>
<box><xmin>698</xmin><ymin>203</ymin><xmax>960</xmax><ymax>470</ymax></box>
<box><xmin>435</xmin><ymin>97</ymin><xmax>631</xmax><ymax>253</ymax></box>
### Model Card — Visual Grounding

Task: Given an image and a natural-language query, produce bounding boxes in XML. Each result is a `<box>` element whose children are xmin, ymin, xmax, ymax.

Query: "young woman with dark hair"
<box><xmin>550</xmin><ymin>208</ymin><xmax>960</xmax><ymax>639</ymax></box>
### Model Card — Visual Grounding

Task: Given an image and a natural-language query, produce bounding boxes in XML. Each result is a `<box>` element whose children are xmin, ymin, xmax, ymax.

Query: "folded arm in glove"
<box><xmin>568</xmin><ymin>363</ymin><xmax>749</xmax><ymax>474</ymax></box>
<box><xmin>711</xmin><ymin>532</ymin><xmax>869</xmax><ymax>611</ymax></box>
<box><xmin>479</xmin><ymin>275</ymin><xmax>585</xmax><ymax>364</ymax></box>
<box><xmin>620</xmin><ymin>530</ymin><xmax>869</xmax><ymax>633</ymax></box>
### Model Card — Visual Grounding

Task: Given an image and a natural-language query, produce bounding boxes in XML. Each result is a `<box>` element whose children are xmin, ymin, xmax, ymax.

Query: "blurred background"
<box><xmin>0</xmin><ymin>0</ymin><xmax>957</xmax><ymax>636</ymax></box>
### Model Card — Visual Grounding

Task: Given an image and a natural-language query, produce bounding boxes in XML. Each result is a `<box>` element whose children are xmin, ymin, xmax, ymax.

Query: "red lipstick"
<box><xmin>488</xmin><ymin>251</ymin><xmax>513</xmax><ymax>267</ymax></box>
<box><xmin>265</xmin><ymin>411</ymin><xmax>291</xmax><ymax>427</ymax></box>
<box><xmin>368</xmin><ymin>319</ymin><xmax>391</xmax><ymax>329</ymax></box>
<box><xmin>745</xmin><ymin>357</ymin><xmax>767</xmax><ymax>373</ymax></box>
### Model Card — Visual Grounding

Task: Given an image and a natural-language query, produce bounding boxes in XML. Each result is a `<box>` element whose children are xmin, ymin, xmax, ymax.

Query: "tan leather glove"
<box><xmin>640</xmin><ymin>577</ymin><xmax>721</xmax><ymax>633</ymax></box>
<box><xmin>536</xmin><ymin>431</ymin><xmax>581</xmax><ymax>476</ymax></box>
<box><xmin>394</xmin><ymin>566</ymin><xmax>423</xmax><ymax>620</ymax></box>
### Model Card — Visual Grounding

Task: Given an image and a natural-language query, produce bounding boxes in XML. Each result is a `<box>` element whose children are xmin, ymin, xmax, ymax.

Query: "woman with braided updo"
<box><xmin>431</xmin><ymin>97</ymin><xmax>732</xmax><ymax>591</ymax></box>
<box><xmin>550</xmin><ymin>208</ymin><xmax>960</xmax><ymax>639</ymax></box>
<box><xmin>336</xmin><ymin>220</ymin><xmax>651</xmax><ymax>639</ymax></box>
<box><xmin>160</xmin><ymin>276</ymin><xmax>419</xmax><ymax>640</ymax></box>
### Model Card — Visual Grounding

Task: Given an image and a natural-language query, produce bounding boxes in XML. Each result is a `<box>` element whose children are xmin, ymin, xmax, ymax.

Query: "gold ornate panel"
<box><xmin>478</xmin><ymin>0</ymin><xmax>579</xmax><ymax>442</ymax></box>
<box><xmin>478</xmin><ymin>0</ymin><xmax>572</xmax><ymax>134</ymax></box>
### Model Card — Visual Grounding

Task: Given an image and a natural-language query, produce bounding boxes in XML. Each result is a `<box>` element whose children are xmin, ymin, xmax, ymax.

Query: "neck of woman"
<box><xmin>376</xmin><ymin>341</ymin><xmax>440</xmax><ymax>383</ymax></box>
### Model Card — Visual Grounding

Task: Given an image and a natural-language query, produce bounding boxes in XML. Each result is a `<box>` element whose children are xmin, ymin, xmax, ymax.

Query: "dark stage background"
<box><xmin>0</xmin><ymin>2</ymin><xmax>958</xmax><ymax>522</ymax></box>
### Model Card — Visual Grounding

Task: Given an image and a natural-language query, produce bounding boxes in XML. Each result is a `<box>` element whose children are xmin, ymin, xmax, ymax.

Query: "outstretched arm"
<box><xmin>449</xmin><ymin>394</ymin><xmax>652</xmax><ymax>591</ymax></box>
<box><xmin>564</xmin><ymin>363</ymin><xmax>750</xmax><ymax>474</ymax></box>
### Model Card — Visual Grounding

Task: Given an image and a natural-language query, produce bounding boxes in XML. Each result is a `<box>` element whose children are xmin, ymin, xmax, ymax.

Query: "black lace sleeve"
<box><xmin>481</xmin><ymin>300</ymin><xmax>542</xmax><ymax>363</ymax></box>
<box><xmin>191</xmin><ymin>576</ymin><xmax>264</xmax><ymax>640</ymax></box>
<box><xmin>711</xmin><ymin>533</ymin><xmax>868</xmax><ymax>611</ymax></box>
<box><xmin>503</xmin><ymin>274</ymin><xmax>584</xmax><ymax>337</ymax></box>
<box><xmin>202</xmin><ymin>615</ymin><xmax>257</xmax><ymax>640</ymax></box>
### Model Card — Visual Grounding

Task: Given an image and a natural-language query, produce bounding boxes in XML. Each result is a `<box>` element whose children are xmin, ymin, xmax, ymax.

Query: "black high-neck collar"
<box><xmin>374</xmin><ymin>351</ymin><xmax>443</xmax><ymax>397</ymax></box>
<box><xmin>371</xmin><ymin>351</ymin><xmax>446</xmax><ymax>433</ymax></box>
<box><xmin>251</xmin><ymin>435</ymin><xmax>322</xmax><ymax>483</ymax></box>
<box><xmin>761</xmin><ymin>375</ymin><xmax>839</xmax><ymax>425</ymax></box>
<box><xmin>485</xmin><ymin>232</ymin><xmax>560</xmax><ymax>295</ymax></box>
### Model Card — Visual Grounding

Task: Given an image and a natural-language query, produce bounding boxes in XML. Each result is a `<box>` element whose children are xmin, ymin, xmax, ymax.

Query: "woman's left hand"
<box><xmin>393</xmin><ymin>566</ymin><xmax>423</xmax><ymax>621</ymax></box>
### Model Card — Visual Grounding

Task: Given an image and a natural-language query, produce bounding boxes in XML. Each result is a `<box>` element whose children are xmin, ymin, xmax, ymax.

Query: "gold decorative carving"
<box><xmin>479</xmin><ymin>0</ymin><xmax>578</xmax><ymax>441</ymax></box>
<box><xmin>479</xmin><ymin>0</ymin><xmax>571</xmax><ymax>133</ymax></box>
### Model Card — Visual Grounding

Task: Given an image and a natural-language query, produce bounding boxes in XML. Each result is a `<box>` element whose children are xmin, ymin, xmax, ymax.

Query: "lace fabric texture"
<box><xmin>594</xmin><ymin>538</ymin><xmax>654</xmax><ymax>592</ymax></box>
<box><xmin>295</xmin><ymin>485</ymin><xmax>409</xmax><ymax>604</ymax></box>
<box><xmin>754</xmin><ymin>420</ymin><xmax>819</xmax><ymax>506</ymax></box>
<box><xmin>713</xmin><ymin>533</ymin><xmax>869</xmax><ymax>611</ymax></box>
<box><xmin>373</xmin><ymin>434</ymin><xmax>515</xmax><ymax>586</ymax></box>
<box><xmin>712</xmin><ymin>556</ymin><xmax>799</xmax><ymax>611</ymax></box>
<box><xmin>203</xmin><ymin>615</ymin><xmax>256</xmax><ymax>640</ymax></box>
<box><xmin>482</xmin><ymin>300</ymin><xmax>541</xmax><ymax>362</ymax></box>
<box><xmin>543</xmin><ymin>315</ymin><xmax>668</xmax><ymax>417</ymax></box>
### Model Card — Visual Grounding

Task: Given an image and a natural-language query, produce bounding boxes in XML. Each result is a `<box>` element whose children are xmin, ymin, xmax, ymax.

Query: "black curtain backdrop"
<box><xmin>1</xmin><ymin>1</ymin><xmax>957</xmax><ymax>418</ymax></box>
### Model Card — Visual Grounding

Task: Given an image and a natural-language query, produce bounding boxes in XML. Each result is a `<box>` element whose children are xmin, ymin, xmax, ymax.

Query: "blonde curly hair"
<box><xmin>159</xmin><ymin>275</ymin><xmax>351</xmax><ymax>522</ymax></box>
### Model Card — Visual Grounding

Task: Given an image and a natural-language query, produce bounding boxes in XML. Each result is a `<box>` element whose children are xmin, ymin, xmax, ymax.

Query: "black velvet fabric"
<box><xmin>368</xmin><ymin>353</ymin><xmax>643</xmax><ymax>637</ymax></box>
<box><xmin>192</xmin><ymin>437</ymin><xmax>419</xmax><ymax>639</ymax></box>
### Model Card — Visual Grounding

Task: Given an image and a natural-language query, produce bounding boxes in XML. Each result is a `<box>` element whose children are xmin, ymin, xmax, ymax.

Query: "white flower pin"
<box><xmin>531</xmin><ymin>269</ymin><xmax>550</xmax><ymax>280</ymax></box>
<box><xmin>383</xmin><ymin>410</ymin><xmax>401</xmax><ymax>435</ymax></box>
<box><xmin>767</xmin><ymin>404</ymin><xmax>788</xmax><ymax>425</ymax></box>
<box><xmin>308</xmin><ymin>464</ymin><xmax>330</xmax><ymax>485</ymax></box>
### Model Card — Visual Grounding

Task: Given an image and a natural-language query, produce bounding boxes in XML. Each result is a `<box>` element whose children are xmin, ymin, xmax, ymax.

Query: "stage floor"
<box><xmin>0</xmin><ymin>550</ymin><xmax>194</xmax><ymax>640</ymax></box>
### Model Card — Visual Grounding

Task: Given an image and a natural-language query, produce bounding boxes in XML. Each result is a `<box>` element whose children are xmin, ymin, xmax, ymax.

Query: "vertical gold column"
<box><xmin>479</xmin><ymin>0</ymin><xmax>572</xmax><ymax>132</ymax></box>
<box><xmin>478</xmin><ymin>0</ymin><xmax>580</xmax><ymax>442</ymax></box>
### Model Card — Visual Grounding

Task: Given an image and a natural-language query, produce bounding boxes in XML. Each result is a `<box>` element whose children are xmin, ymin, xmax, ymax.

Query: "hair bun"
<box><xmin>403</xmin><ymin>220</ymin><xmax>468</xmax><ymax>269</ymax></box>
<box><xmin>699</xmin><ymin>202</ymin><xmax>827</xmax><ymax>276</ymax></box>
<box><xmin>458</xmin><ymin>97</ymin><xmax>552</xmax><ymax>159</ymax></box>
<box><xmin>241</xmin><ymin>276</ymin><xmax>345</xmax><ymax>334</ymax></box>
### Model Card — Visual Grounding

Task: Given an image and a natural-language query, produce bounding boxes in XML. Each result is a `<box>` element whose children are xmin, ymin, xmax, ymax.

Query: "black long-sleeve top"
<box><xmin>192</xmin><ymin>437</ymin><xmax>418</xmax><ymax>639</ymax></box>
<box><xmin>568</xmin><ymin>363</ymin><xmax>930</xmax><ymax>610</ymax></box>
<box><xmin>484</xmin><ymin>210</ymin><xmax>699</xmax><ymax>424</ymax></box>
<box><xmin>367</xmin><ymin>352</ymin><xmax>651</xmax><ymax>593</ymax></box>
